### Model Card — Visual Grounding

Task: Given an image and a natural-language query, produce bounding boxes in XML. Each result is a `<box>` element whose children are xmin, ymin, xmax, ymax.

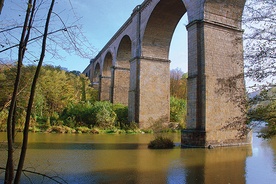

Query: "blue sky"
<box><xmin>1</xmin><ymin>0</ymin><xmax>188</xmax><ymax>72</ymax></box>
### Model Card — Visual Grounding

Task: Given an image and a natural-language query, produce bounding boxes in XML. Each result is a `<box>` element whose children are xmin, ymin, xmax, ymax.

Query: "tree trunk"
<box><xmin>14</xmin><ymin>0</ymin><xmax>55</xmax><ymax>183</ymax></box>
<box><xmin>0</xmin><ymin>0</ymin><xmax>4</xmax><ymax>14</ymax></box>
<box><xmin>4</xmin><ymin>0</ymin><xmax>33</xmax><ymax>183</ymax></box>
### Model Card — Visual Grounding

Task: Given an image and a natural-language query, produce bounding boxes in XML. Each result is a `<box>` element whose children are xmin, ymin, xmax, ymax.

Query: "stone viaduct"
<box><xmin>83</xmin><ymin>0</ymin><xmax>252</xmax><ymax>147</ymax></box>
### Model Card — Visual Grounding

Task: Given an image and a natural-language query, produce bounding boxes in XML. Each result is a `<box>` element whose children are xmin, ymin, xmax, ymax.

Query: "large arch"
<box><xmin>111</xmin><ymin>35</ymin><xmax>131</xmax><ymax>105</ymax></box>
<box><xmin>135</xmin><ymin>0</ymin><xmax>187</xmax><ymax>128</ymax></box>
<box><xmin>93</xmin><ymin>63</ymin><xmax>101</xmax><ymax>84</ymax></box>
<box><xmin>100</xmin><ymin>52</ymin><xmax>113</xmax><ymax>101</ymax></box>
<box><xmin>117</xmin><ymin>35</ymin><xmax>132</xmax><ymax>68</ymax></box>
<box><xmin>103</xmin><ymin>52</ymin><xmax>113</xmax><ymax>77</ymax></box>
<box><xmin>142</xmin><ymin>0</ymin><xmax>186</xmax><ymax>59</ymax></box>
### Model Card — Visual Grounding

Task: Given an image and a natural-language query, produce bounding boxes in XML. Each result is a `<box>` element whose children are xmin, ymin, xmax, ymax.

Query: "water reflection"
<box><xmin>0</xmin><ymin>133</ymin><xmax>276</xmax><ymax>183</ymax></box>
<box><xmin>26</xmin><ymin>142</ymin><xmax>145</xmax><ymax>150</ymax></box>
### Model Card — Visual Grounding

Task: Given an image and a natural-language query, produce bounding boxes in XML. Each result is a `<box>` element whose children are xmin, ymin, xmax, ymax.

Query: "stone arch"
<box><xmin>103</xmin><ymin>52</ymin><xmax>113</xmax><ymax>77</ymax></box>
<box><xmin>110</xmin><ymin>35</ymin><xmax>131</xmax><ymax>105</ymax></box>
<box><xmin>93</xmin><ymin>62</ymin><xmax>101</xmax><ymax>84</ymax></box>
<box><xmin>135</xmin><ymin>0</ymin><xmax>187</xmax><ymax>128</ymax></box>
<box><xmin>142</xmin><ymin>0</ymin><xmax>186</xmax><ymax>59</ymax></box>
<box><xmin>100</xmin><ymin>52</ymin><xmax>113</xmax><ymax>101</ymax></box>
<box><xmin>117</xmin><ymin>35</ymin><xmax>132</xmax><ymax>67</ymax></box>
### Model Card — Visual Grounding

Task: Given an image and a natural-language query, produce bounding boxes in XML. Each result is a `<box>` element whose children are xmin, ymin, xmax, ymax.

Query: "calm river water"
<box><xmin>0</xmin><ymin>132</ymin><xmax>276</xmax><ymax>184</ymax></box>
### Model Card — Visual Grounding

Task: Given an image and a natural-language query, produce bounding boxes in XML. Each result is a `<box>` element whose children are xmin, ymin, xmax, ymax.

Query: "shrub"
<box><xmin>170</xmin><ymin>96</ymin><xmax>187</xmax><ymax>128</ymax></box>
<box><xmin>46</xmin><ymin>125</ymin><xmax>74</xmax><ymax>133</ymax></box>
<box><xmin>91</xmin><ymin>101</ymin><xmax>116</xmax><ymax>128</ymax></box>
<box><xmin>76</xmin><ymin>126</ymin><xmax>91</xmax><ymax>133</ymax></box>
<box><xmin>61</xmin><ymin>101</ymin><xmax>94</xmax><ymax>127</ymax></box>
<box><xmin>148</xmin><ymin>136</ymin><xmax>175</xmax><ymax>149</ymax></box>
<box><xmin>112</xmin><ymin>103</ymin><xmax>128</xmax><ymax>126</ymax></box>
<box><xmin>61</xmin><ymin>101</ymin><xmax>125</xmax><ymax>129</ymax></box>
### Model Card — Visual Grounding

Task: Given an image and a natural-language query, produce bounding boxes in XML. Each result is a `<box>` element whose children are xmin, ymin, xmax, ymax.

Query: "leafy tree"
<box><xmin>0</xmin><ymin>64</ymin><xmax>95</xmax><ymax>127</ymax></box>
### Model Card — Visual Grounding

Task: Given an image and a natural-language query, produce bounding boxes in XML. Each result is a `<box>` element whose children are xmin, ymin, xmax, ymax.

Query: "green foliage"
<box><xmin>0</xmin><ymin>109</ymin><xmax>8</xmax><ymax>131</ymax></box>
<box><xmin>61</xmin><ymin>101</ymin><xmax>93</xmax><ymax>127</ymax></box>
<box><xmin>112</xmin><ymin>103</ymin><xmax>128</xmax><ymax>126</ymax></box>
<box><xmin>92</xmin><ymin>101</ymin><xmax>116</xmax><ymax>128</ymax></box>
<box><xmin>0</xmin><ymin>64</ymin><xmax>96</xmax><ymax>128</ymax></box>
<box><xmin>249</xmin><ymin>100</ymin><xmax>276</xmax><ymax>139</ymax></box>
<box><xmin>170</xmin><ymin>96</ymin><xmax>187</xmax><ymax>128</ymax></box>
<box><xmin>61</xmin><ymin>101</ymin><xmax>117</xmax><ymax>129</ymax></box>
<box><xmin>46</xmin><ymin>125</ymin><xmax>74</xmax><ymax>134</ymax></box>
<box><xmin>0</xmin><ymin>64</ymin><xmax>189</xmax><ymax>134</ymax></box>
<box><xmin>148</xmin><ymin>136</ymin><xmax>175</xmax><ymax>149</ymax></box>
<box><xmin>248</xmin><ymin>87</ymin><xmax>276</xmax><ymax>139</ymax></box>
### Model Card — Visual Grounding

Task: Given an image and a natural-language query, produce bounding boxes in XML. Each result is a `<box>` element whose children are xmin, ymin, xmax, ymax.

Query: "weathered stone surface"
<box><xmin>112</xmin><ymin>67</ymin><xmax>130</xmax><ymax>105</ymax></box>
<box><xmin>99</xmin><ymin>76</ymin><xmax>111</xmax><ymax>101</ymax></box>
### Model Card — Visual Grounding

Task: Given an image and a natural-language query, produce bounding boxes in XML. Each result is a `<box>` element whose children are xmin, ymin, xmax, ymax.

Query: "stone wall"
<box><xmin>138</xmin><ymin>57</ymin><xmax>170</xmax><ymax>129</ymax></box>
<box><xmin>112</xmin><ymin>67</ymin><xmax>130</xmax><ymax>105</ymax></box>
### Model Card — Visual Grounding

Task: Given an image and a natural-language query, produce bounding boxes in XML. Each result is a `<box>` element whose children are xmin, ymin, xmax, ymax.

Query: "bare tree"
<box><xmin>0</xmin><ymin>0</ymin><xmax>3</xmax><ymax>14</ymax></box>
<box><xmin>14</xmin><ymin>0</ymin><xmax>55</xmax><ymax>183</ymax></box>
<box><xmin>243</xmin><ymin>0</ymin><xmax>276</xmax><ymax>89</ymax></box>
<box><xmin>5</xmin><ymin>1</ymin><xmax>35</xmax><ymax>183</ymax></box>
<box><xmin>243</xmin><ymin>0</ymin><xmax>276</xmax><ymax>138</ymax></box>
<box><xmin>170</xmin><ymin>68</ymin><xmax>187</xmax><ymax>99</ymax></box>
<box><xmin>1</xmin><ymin>0</ymin><xmax>95</xmax><ymax>183</ymax></box>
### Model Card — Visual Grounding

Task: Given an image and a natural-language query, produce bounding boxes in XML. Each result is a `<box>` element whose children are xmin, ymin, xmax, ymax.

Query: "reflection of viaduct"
<box><xmin>83</xmin><ymin>0</ymin><xmax>252</xmax><ymax>147</ymax></box>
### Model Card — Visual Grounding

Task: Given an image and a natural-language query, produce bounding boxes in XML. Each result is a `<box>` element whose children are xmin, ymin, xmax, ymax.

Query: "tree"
<box><xmin>243</xmin><ymin>0</ymin><xmax>276</xmax><ymax>89</ymax></box>
<box><xmin>1</xmin><ymin>1</ymin><xmax>95</xmax><ymax>183</ymax></box>
<box><xmin>248</xmin><ymin>88</ymin><xmax>276</xmax><ymax>139</ymax></box>
<box><xmin>243</xmin><ymin>0</ymin><xmax>276</xmax><ymax>138</ymax></box>
<box><xmin>170</xmin><ymin>68</ymin><xmax>187</xmax><ymax>99</ymax></box>
<box><xmin>14</xmin><ymin>2</ymin><xmax>56</xmax><ymax>182</ymax></box>
<box><xmin>0</xmin><ymin>0</ymin><xmax>3</xmax><ymax>14</ymax></box>
<box><xmin>5</xmin><ymin>1</ymin><xmax>35</xmax><ymax>182</ymax></box>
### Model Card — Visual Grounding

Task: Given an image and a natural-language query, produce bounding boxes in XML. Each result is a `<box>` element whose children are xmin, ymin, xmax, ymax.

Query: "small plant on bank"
<box><xmin>148</xmin><ymin>136</ymin><xmax>175</xmax><ymax>149</ymax></box>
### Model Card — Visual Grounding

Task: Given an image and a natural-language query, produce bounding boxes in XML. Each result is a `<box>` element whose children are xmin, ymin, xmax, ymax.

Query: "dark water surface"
<box><xmin>0</xmin><ymin>132</ymin><xmax>275</xmax><ymax>184</ymax></box>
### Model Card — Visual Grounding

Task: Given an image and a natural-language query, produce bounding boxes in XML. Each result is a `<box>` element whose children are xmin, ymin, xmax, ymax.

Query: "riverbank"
<box><xmin>0</xmin><ymin>123</ymin><xmax>181</xmax><ymax>135</ymax></box>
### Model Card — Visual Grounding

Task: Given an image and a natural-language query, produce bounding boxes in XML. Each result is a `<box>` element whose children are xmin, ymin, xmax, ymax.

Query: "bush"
<box><xmin>61</xmin><ymin>101</ymin><xmax>95</xmax><ymax>127</ymax></box>
<box><xmin>46</xmin><ymin>125</ymin><xmax>74</xmax><ymax>133</ymax></box>
<box><xmin>148</xmin><ymin>136</ymin><xmax>175</xmax><ymax>149</ymax></box>
<box><xmin>61</xmin><ymin>101</ymin><xmax>128</xmax><ymax>130</ymax></box>
<box><xmin>75</xmin><ymin>126</ymin><xmax>91</xmax><ymax>133</ymax></box>
<box><xmin>91</xmin><ymin>101</ymin><xmax>116</xmax><ymax>128</ymax></box>
<box><xmin>112</xmin><ymin>104</ymin><xmax>128</xmax><ymax>126</ymax></box>
<box><xmin>170</xmin><ymin>96</ymin><xmax>187</xmax><ymax>128</ymax></box>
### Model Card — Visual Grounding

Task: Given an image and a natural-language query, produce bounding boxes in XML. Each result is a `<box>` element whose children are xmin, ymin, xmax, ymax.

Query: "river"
<box><xmin>0</xmin><ymin>132</ymin><xmax>275</xmax><ymax>184</ymax></box>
